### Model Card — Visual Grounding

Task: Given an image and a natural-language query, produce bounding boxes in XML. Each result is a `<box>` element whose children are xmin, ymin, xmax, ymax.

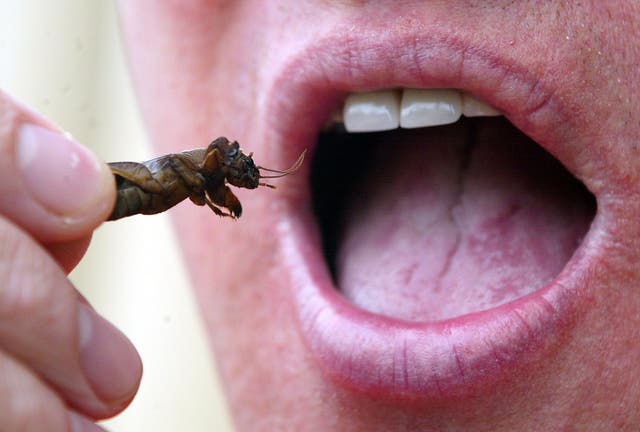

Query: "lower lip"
<box><xmin>277</xmin><ymin>204</ymin><xmax>602</xmax><ymax>400</ymax></box>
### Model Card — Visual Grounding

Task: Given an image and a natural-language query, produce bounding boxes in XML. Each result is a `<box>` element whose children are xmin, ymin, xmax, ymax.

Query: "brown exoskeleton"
<box><xmin>108</xmin><ymin>137</ymin><xmax>305</xmax><ymax>221</ymax></box>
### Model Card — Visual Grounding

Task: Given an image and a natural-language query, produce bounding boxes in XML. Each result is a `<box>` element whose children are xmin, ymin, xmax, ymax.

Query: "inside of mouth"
<box><xmin>311</xmin><ymin>117</ymin><xmax>596</xmax><ymax>322</ymax></box>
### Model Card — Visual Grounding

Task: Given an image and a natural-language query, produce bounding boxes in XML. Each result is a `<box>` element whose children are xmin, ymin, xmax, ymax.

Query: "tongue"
<box><xmin>336</xmin><ymin>119</ymin><xmax>594</xmax><ymax>322</ymax></box>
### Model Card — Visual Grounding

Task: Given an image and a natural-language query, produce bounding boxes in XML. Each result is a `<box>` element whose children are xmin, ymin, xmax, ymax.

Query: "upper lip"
<box><xmin>260</xmin><ymin>25</ymin><xmax>608</xmax><ymax>399</ymax></box>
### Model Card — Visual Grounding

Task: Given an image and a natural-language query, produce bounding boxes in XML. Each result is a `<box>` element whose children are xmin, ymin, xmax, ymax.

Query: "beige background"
<box><xmin>0</xmin><ymin>1</ymin><xmax>233</xmax><ymax>431</ymax></box>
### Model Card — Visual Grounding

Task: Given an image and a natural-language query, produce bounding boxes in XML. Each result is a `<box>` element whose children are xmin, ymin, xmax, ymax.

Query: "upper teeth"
<box><xmin>340</xmin><ymin>88</ymin><xmax>500</xmax><ymax>133</ymax></box>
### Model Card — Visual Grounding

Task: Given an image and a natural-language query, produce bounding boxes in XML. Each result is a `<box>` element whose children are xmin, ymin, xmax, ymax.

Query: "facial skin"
<box><xmin>5</xmin><ymin>2</ymin><xmax>636</xmax><ymax>431</ymax></box>
<box><xmin>115</xmin><ymin>1</ymin><xmax>640</xmax><ymax>430</ymax></box>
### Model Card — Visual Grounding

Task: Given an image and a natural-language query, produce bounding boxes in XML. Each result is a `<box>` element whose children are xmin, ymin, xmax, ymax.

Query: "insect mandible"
<box><xmin>107</xmin><ymin>136</ymin><xmax>305</xmax><ymax>221</ymax></box>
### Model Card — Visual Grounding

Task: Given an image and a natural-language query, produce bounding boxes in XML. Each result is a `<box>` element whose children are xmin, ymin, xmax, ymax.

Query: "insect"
<box><xmin>107</xmin><ymin>136</ymin><xmax>305</xmax><ymax>221</ymax></box>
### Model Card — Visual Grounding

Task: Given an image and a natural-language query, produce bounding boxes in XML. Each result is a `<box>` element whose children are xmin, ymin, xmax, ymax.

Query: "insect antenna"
<box><xmin>258</xmin><ymin>149</ymin><xmax>306</xmax><ymax>179</ymax></box>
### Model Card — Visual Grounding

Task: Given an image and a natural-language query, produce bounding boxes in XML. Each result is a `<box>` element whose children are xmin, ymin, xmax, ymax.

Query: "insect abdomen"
<box><xmin>108</xmin><ymin>177</ymin><xmax>162</xmax><ymax>220</ymax></box>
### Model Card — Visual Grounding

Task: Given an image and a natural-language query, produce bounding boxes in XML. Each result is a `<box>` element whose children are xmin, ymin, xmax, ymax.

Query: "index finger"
<box><xmin>0</xmin><ymin>90</ymin><xmax>115</xmax><ymax>243</ymax></box>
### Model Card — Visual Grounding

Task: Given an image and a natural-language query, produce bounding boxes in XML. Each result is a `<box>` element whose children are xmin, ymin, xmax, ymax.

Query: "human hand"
<box><xmin>0</xmin><ymin>90</ymin><xmax>141</xmax><ymax>431</ymax></box>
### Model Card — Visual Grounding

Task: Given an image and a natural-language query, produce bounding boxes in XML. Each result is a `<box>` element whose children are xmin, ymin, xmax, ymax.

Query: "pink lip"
<box><xmin>264</xmin><ymin>27</ymin><xmax>606</xmax><ymax>399</ymax></box>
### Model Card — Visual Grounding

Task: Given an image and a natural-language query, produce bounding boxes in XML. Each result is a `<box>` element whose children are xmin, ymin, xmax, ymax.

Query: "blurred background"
<box><xmin>0</xmin><ymin>1</ymin><xmax>233</xmax><ymax>431</ymax></box>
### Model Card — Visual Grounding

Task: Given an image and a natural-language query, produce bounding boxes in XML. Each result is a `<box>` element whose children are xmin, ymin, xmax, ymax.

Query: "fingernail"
<box><xmin>78</xmin><ymin>303</ymin><xmax>142</xmax><ymax>405</ymax></box>
<box><xmin>69</xmin><ymin>411</ymin><xmax>108</xmax><ymax>432</ymax></box>
<box><xmin>17</xmin><ymin>124</ymin><xmax>113</xmax><ymax>217</ymax></box>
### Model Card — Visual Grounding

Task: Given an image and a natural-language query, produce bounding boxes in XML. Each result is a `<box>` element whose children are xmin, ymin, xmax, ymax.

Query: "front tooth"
<box><xmin>400</xmin><ymin>89</ymin><xmax>462</xmax><ymax>128</ymax></box>
<box><xmin>462</xmin><ymin>93</ymin><xmax>501</xmax><ymax>117</ymax></box>
<box><xmin>343</xmin><ymin>90</ymin><xmax>400</xmax><ymax>132</ymax></box>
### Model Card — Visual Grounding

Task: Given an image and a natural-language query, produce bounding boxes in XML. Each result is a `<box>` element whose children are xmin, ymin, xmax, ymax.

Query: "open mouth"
<box><xmin>312</xmin><ymin>89</ymin><xmax>596</xmax><ymax>322</ymax></box>
<box><xmin>269</xmin><ymin>30</ymin><xmax>607</xmax><ymax>400</ymax></box>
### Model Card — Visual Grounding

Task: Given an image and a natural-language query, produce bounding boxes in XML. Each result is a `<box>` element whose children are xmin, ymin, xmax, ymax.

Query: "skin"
<box><xmin>0</xmin><ymin>91</ymin><xmax>141</xmax><ymax>431</ymax></box>
<box><xmin>0</xmin><ymin>1</ymin><xmax>637</xmax><ymax>431</ymax></box>
<box><xmin>115</xmin><ymin>1</ymin><xmax>640</xmax><ymax>430</ymax></box>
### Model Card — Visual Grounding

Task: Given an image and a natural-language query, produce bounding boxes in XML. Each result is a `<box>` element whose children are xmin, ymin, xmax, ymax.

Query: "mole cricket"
<box><xmin>107</xmin><ymin>137</ymin><xmax>305</xmax><ymax>221</ymax></box>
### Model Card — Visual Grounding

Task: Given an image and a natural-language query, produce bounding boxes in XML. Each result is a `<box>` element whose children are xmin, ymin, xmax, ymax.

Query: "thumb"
<box><xmin>0</xmin><ymin>90</ymin><xmax>115</xmax><ymax>243</ymax></box>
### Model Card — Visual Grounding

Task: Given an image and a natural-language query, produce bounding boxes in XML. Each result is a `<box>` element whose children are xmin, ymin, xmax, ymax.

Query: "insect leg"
<box><xmin>204</xmin><ymin>199</ymin><xmax>235</xmax><ymax>218</ymax></box>
<box><xmin>207</xmin><ymin>185</ymin><xmax>243</xmax><ymax>218</ymax></box>
<box><xmin>166</xmin><ymin>156</ymin><xmax>206</xmax><ymax>190</ymax></box>
<box><xmin>165</xmin><ymin>156</ymin><xmax>235</xmax><ymax>218</ymax></box>
<box><xmin>200</xmin><ymin>145</ymin><xmax>223</xmax><ymax>175</ymax></box>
